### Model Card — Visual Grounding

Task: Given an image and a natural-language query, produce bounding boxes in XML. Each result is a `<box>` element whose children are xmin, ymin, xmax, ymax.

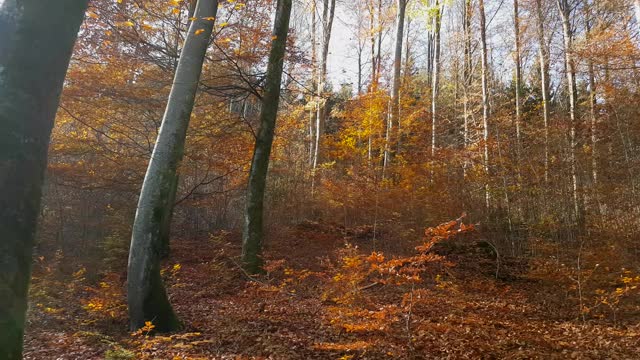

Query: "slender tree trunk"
<box><xmin>513</xmin><ymin>0</ymin><xmax>522</xmax><ymax>175</ymax></box>
<box><xmin>386</xmin><ymin>0</ymin><xmax>407</xmax><ymax>169</ymax></box>
<box><xmin>315</xmin><ymin>0</ymin><xmax>336</xmax><ymax>157</ymax></box>
<box><xmin>635</xmin><ymin>0</ymin><xmax>640</xmax><ymax>28</ymax></box>
<box><xmin>376</xmin><ymin>0</ymin><xmax>383</xmax><ymax>80</ymax></box>
<box><xmin>0</xmin><ymin>1</ymin><xmax>88</xmax><ymax>358</ymax></box>
<box><xmin>128</xmin><ymin>0</ymin><xmax>218</xmax><ymax>331</ymax></box>
<box><xmin>310</xmin><ymin>0</ymin><xmax>317</xmax><ymax>167</ymax></box>
<box><xmin>369</xmin><ymin>1</ymin><xmax>377</xmax><ymax>87</ymax></box>
<box><xmin>312</xmin><ymin>0</ymin><xmax>335</xmax><ymax>191</ymax></box>
<box><xmin>242</xmin><ymin>0</ymin><xmax>293</xmax><ymax>274</ymax></box>
<box><xmin>557</xmin><ymin>0</ymin><xmax>580</xmax><ymax>223</ymax></box>
<box><xmin>462</xmin><ymin>0</ymin><xmax>472</xmax><ymax>159</ymax></box>
<box><xmin>431</xmin><ymin>1</ymin><xmax>442</xmax><ymax>158</ymax></box>
<box><xmin>479</xmin><ymin>0</ymin><xmax>491</xmax><ymax>208</ymax></box>
<box><xmin>584</xmin><ymin>1</ymin><xmax>599</xmax><ymax>205</ymax></box>
<box><xmin>535</xmin><ymin>0</ymin><xmax>550</xmax><ymax>183</ymax></box>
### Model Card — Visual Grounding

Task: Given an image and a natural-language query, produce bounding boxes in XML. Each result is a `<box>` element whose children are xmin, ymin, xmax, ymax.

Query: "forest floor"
<box><xmin>24</xmin><ymin>222</ymin><xmax>640</xmax><ymax>359</ymax></box>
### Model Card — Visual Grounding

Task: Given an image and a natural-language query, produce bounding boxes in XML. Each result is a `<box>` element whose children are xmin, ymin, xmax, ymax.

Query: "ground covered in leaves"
<box><xmin>24</xmin><ymin>223</ymin><xmax>640</xmax><ymax>359</ymax></box>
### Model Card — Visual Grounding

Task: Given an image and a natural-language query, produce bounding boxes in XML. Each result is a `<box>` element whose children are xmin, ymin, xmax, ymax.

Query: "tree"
<box><xmin>312</xmin><ymin>0</ymin><xmax>336</xmax><ymax>181</ymax></box>
<box><xmin>430</xmin><ymin>0</ymin><xmax>443</xmax><ymax>159</ymax></box>
<box><xmin>242</xmin><ymin>0</ymin><xmax>293</xmax><ymax>274</ymax></box>
<box><xmin>128</xmin><ymin>0</ymin><xmax>218</xmax><ymax>331</ymax></box>
<box><xmin>0</xmin><ymin>1</ymin><xmax>88</xmax><ymax>358</ymax></box>
<box><xmin>513</xmin><ymin>0</ymin><xmax>522</xmax><ymax>170</ymax></box>
<box><xmin>635</xmin><ymin>0</ymin><xmax>640</xmax><ymax>28</ymax></box>
<box><xmin>385</xmin><ymin>0</ymin><xmax>409</xmax><ymax>172</ymax></box>
<box><xmin>535</xmin><ymin>0</ymin><xmax>551</xmax><ymax>183</ymax></box>
<box><xmin>478</xmin><ymin>0</ymin><xmax>490</xmax><ymax>208</ymax></box>
<box><xmin>557</xmin><ymin>0</ymin><xmax>580</xmax><ymax>223</ymax></box>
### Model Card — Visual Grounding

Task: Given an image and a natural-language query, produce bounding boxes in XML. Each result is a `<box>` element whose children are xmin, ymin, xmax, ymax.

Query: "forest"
<box><xmin>1</xmin><ymin>0</ymin><xmax>639</xmax><ymax>358</ymax></box>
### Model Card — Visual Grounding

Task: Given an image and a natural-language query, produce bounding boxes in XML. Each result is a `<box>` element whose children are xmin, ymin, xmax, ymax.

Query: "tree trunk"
<box><xmin>386</xmin><ymin>0</ymin><xmax>408</xmax><ymax>169</ymax></box>
<box><xmin>369</xmin><ymin>1</ymin><xmax>377</xmax><ymax>87</ymax></box>
<box><xmin>557</xmin><ymin>0</ymin><xmax>580</xmax><ymax>223</ymax></box>
<box><xmin>309</xmin><ymin>0</ymin><xmax>317</xmax><ymax>167</ymax></box>
<box><xmin>312</xmin><ymin>0</ymin><xmax>336</xmax><ymax>171</ymax></box>
<box><xmin>513</xmin><ymin>0</ymin><xmax>522</xmax><ymax>174</ymax></box>
<box><xmin>128</xmin><ymin>0</ymin><xmax>218</xmax><ymax>332</ymax></box>
<box><xmin>584</xmin><ymin>0</ymin><xmax>599</xmax><ymax>208</ymax></box>
<box><xmin>479</xmin><ymin>0</ymin><xmax>491</xmax><ymax>208</ymax></box>
<box><xmin>242</xmin><ymin>0</ymin><xmax>293</xmax><ymax>274</ymax></box>
<box><xmin>431</xmin><ymin>0</ymin><xmax>442</xmax><ymax>158</ymax></box>
<box><xmin>635</xmin><ymin>0</ymin><xmax>640</xmax><ymax>28</ymax></box>
<box><xmin>535</xmin><ymin>0</ymin><xmax>550</xmax><ymax>183</ymax></box>
<box><xmin>0</xmin><ymin>1</ymin><xmax>88</xmax><ymax>358</ymax></box>
<box><xmin>462</xmin><ymin>0</ymin><xmax>472</xmax><ymax>161</ymax></box>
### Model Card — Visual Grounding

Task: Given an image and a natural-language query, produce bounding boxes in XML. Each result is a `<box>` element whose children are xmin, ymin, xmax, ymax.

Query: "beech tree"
<box><xmin>242</xmin><ymin>0</ymin><xmax>294</xmax><ymax>274</ymax></box>
<box><xmin>312</xmin><ymin>0</ymin><xmax>336</xmax><ymax>192</ymax></box>
<box><xmin>0</xmin><ymin>1</ymin><xmax>88</xmax><ymax>358</ymax></box>
<box><xmin>127</xmin><ymin>0</ymin><xmax>219</xmax><ymax>331</ymax></box>
<box><xmin>385</xmin><ymin>0</ymin><xmax>409</xmax><ymax>172</ymax></box>
<box><xmin>557</xmin><ymin>0</ymin><xmax>580</xmax><ymax>223</ymax></box>
<box><xmin>478</xmin><ymin>0</ymin><xmax>490</xmax><ymax>208</ymax></box>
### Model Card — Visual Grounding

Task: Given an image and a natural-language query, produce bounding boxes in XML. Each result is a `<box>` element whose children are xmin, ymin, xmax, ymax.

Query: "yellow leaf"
<box><xmin>172</xmin><ymin>8</ymin><xmax>180</xmax><ymax>14</ymax></box>
<box><xmin>194</xmin><ymin>29</ymin><xmax>205</xmax><ymax>35</ymax></box>
<box><xmin>203</xmin><ymin>16</ymin><xmax>216</xmax><ymax>21</ymax></box>
<box><xmin>218</xmin><ymin>22</ymin><xmax>228</xmax><ymax>28</ymax></box>
<box><xmin>87</xmin><ymin>12</ymin><xmax>99</xmax><ymax>19</ymax></box>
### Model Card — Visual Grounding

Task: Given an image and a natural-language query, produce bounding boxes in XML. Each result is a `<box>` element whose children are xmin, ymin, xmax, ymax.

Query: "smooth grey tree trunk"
<box><xmin>557</xmin><ymin>0</ymin><xmax>580</xmax><ymax>223</ymax></box>
<box><xmin>431</xmin><ymin>0</ymin><xmax>442</xmax><ymax>159</ymax></box>
<box><xmin>128</xmin><ymin>0</ymin><xmax>218</xmax><ymax>331</ymax></box>
<box><xmin>386</xmin><ymin>0</ymin><xmax>408</xmax><ymax>170</ymax></box>
<box><xmin>462</xmin><ymin>0</ymin><xmax>472</xmax><ymax>177</ymax></box>
<box><xmin>513</xmin><ymin>0</ymin><xmax>522</xmax><ymax>174</ymax></box>
<box><xmin>312</xmin><ymin>0</ymin><xmax>336</xmax><ymax>194</ymax></box>
<box><xmin>479</xmin><ymin>0</ymin><xmax>491</xmax><ymax>208</ymax></box>
<box><xmin>0</xmin><ymin>1</ymin><xmax>88</xmax><ymax>358</ymax></box>
<box><xmin>635</xmin><ymin>0</ymin><xmax>640</xmax><ymax>29</ymax></box>
<box><xmin>583</xmin><ymin>0</ymin><xmax>599</xmax><ymax>211</ymax></box>
<box><xmin>242</xmin><ymin>0</ymin><xmax>293</xmax><ymax>274</ymax></box>
<box><xmin>309</xmin><ymin>0</ymin><xmax>317</xmax><ymax>167</ymax></box>
<box><xmin>535</xmin><ymin>0</ymin><xmax>551</xmax><ymax>183</ymax></box>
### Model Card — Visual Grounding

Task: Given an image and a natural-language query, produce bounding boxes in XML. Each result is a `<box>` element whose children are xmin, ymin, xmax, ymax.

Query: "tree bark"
<box><xmin>309</xmin><ymin>0</ymin><xmax>317</xmax><ymax>167</ymax></box>
<box><xmin>431</xmin><ymin>0</ymin><xmax>442</xmax><ymax>158</ymax></box>
<box><xmin>635</xmin><ymin>0</ymin><xmax>640</xmax><ymax>29</ymax></box>
<box><xmin>462</xmin><ymin>0</ymin><xmax>472</xmax><ymax>158</ymax></box>
<box><xmin>386</xmin><ymin>0</ymin><xmax>408</xmax><ymax>169</ymax></box>
<box><xmin>128</xmin><ymin>0</ymin><xmax>218</xmax><ymax>331</ymax></box>
<box><xmin>479</xmin><ymin>0</ymin><xmax>491</xmax><ymax>208</ymax></box>
<box><xmin>513</xmin><ymin>0</ymin><xmax>522</xmax><ymax>173</ymax></box>
<box><xmin>557</xmin><ymin>0</ymin><xmax>580</xmax><ymax>223</ymax></box>
<box><xmin>535</xmin><ymin>0</ymin><xmax>550</xmax><ymax>183</ymax></box>
<box><xmin>312</xmin><ymin>0</ymin><xmax>336</xmax><ymax>171</ymax></box>
<box><xmin>242</xmin><ymin>0</ymin><xmax>293</xmax><ymax>274</ymax></box>
<box><xmin>584</xmin><ymin>0</ymin><xmax>599</xmax><ymax>202</ymax></box>
<box><xmin>0</xmin><ymin>1</ymin><xmax>88</xmax><ymax>358</ymax></box>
